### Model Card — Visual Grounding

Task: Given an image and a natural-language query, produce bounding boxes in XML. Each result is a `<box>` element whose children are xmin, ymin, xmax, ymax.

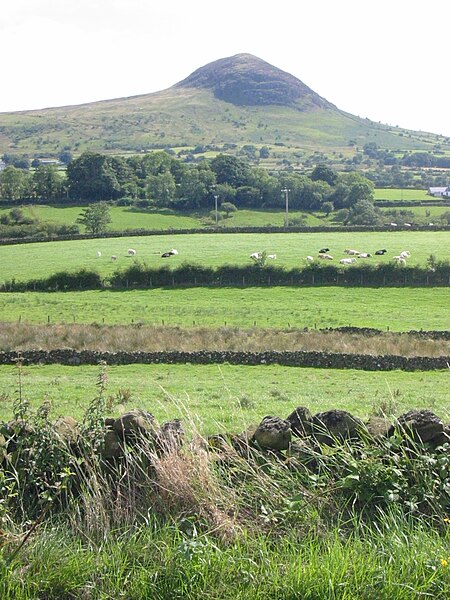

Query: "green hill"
<box><xmin>0</xmin><ymin>53</ymin><xmax>448</xmax><ymax>158</ymax></box>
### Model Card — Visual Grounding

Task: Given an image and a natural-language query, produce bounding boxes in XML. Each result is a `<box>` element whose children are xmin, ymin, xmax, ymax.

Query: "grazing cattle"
<box><xmin>267</xmin><ymin>254</ymin><xmax>277</xmax><ymax>260</ymax></box>
<box><xmin>359</xmin><ymin>253</ymin><xmax>371</xmax><ymax>258</ymax></box>
<box><xmin>128</xmin><ymin>248</ymin><xmax>136</xmax><ymax>256</ymax></box>
<box><xmin>375</xmin><ymin>249</ymin><xmax>387</xmax><ymax>255</ymax></box>
<box><xmin>404</xmin><ymin>223</ymin><xmax>412</xmax><ymax>227</ymax></box>
<box><xmin>344</xmin><ymin>249</ymin><xmax>360</xmax><ymax>256</ymax></box>
<box><xmin>399</xmin><ymin>251</ymin><xmax>410</xmax><ymax>258</ymax></box>
<box><xmin>250</xmin><ymin>252</ymin><xmax>262</xmax><ymax>260</ymax></box>
<box><xmin>318</xmin><ymin>253</ymin><xmax>333</xmax><ymax>260</ymax></box>
<box><xmin>319</xmin><ymin>248</ymin><xmax>330</xmax><ymax>254</ymax></box>
<box><xmin>170</xmin><ymin>248</ymin><xmax>178</xmax><ymax>255</ymax></box>
<box><xmin>397</xmin><ymin>257</ymin><xmax>407</xmax><ymax>265</ymax></box>
<box><xmin>96</xmin><ymin>251</ymin><xmax>102</xmax><ymax>258</ymax></box>
<box><xmin>306</xmin><ymin>256</ymin><xmax>314</xmax><ymax>262</ymax></box>
<box><xmin>390</xmin><ymin>222</ymin><xmax>398</xmax><ymax>227</ymax></box>
<box><xmin>340</xmin><ymin>258</ymin><xmax>357</xmax><ymax>265</ymax></box>
<box><xmin>111</xmin><ymin>255</ymin><xmax>117</xmax><ymax>261</ymax></box>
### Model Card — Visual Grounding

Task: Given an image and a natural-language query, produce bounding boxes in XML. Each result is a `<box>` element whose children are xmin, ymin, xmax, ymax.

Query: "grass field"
<box><xmin>0</xmin><ymin>287</ymin><xmax>449</xmax><ymax>330</ymax></box>
<box><xmin>1</xmin><ymin>231</ymin><xmax>448</xmax><ymax>283</ymax></box>
<box><xmin>1</xmin><ymin>363</ymin><xmax>448</xmax><ymax>431</ymax></box>
<box><xmin>374</xmin><ymin>188</ymin><xmax>432</xmax><ymax>201</ymax></box>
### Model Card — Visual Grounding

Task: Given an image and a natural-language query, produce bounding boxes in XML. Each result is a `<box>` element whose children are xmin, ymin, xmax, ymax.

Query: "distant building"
<box><xmin>37</xmin><ymin>158</ymin><xmax>61</xmax><ymax>166</ymax></box>
<box><xmin>428</xmin><ymin>186</ymin><xmax>448</xmax><ymax>197</ymax></box>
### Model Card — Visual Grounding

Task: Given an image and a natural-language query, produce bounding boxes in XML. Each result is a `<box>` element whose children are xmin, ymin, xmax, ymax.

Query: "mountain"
<box><xmin>0</xmin><ymin>53</ymin><xmax>446</xmax><ymax>159</ymax></box>
<box><xmin>175</xmin><ymin>53</ymin><xmax>333</xmax><ymax>109</ymax></box>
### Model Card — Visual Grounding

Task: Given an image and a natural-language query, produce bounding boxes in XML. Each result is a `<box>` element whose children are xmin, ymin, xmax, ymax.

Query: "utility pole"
<box><xmin>281</xmin><ymin>187</ymin><xmax>290</xmax><ymax>227</ymax></box>
<box><xmin>214</xmin><ymin>194</ymin><xmax>219</xmax><ymax>225</ymax></box>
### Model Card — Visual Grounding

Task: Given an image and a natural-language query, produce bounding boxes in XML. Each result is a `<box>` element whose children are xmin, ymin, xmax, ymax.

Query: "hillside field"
<box><xmin>0</xmin><ymin>287</ymin><xmax>448</xmax><ymax>330</ymax></box>
<box><xmin>1</xmin><ymin>231</ymin><xmax>449</xmax><ymax>283</ymax></box>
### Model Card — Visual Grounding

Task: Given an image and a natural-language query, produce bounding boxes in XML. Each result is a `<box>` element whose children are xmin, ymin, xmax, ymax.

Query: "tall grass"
<box><xmin>0</xmin><ymin>322</ymin><xmax>448</xmax><ymax>357</ymax></box>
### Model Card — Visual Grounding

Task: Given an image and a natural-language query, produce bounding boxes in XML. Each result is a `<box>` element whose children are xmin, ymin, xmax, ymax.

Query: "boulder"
<box><xmin>155</xmin><ymin>419</ymin><xmax>184</xmax><ymax>454</ymax></box>
<box><xmin>53</xmin><ymin>416</ymin><xmax>79</xmax><ymax>444</ymax></box>
<box><xmin>113</xmin><ymin>409</ymin><xmax>156</xmax><ymax>443</ymax></box>
<box><xmin>389</xmin><ymin>409</ymin><xmax>444</xmax><ymax>444</ymax></box>
<box><xmin>286</xmin><ymin>440</ymin><xmax>321</xmax><ymax>472</ymax></box>
<box><xmin>433</xmin><ymin>423</ymin><xmax>450</xmax><ymax>448</ymax></box>
<box><xmin>286</xmin><ymin>406</ymin><xmax>313</xmax><ymax>437</ymax></box>
<box><xmin>365</xmin><ymin>416</ymin><xmax>391</xmax><ymax>439</ymax></box>
<box><xmin>254</xmin><ymin>416</ymin><xmax>291</xmax><ymax>451</ymax></box>
<box><xmin>101</xmin><ymin>430</ymin><xmax>124</xmax><ymax>459</ymax></box>
<box><xmin>231</xmin><ymin>424</ymin><xmax>258</xmax><ymax>457</ymax></box>
<box><xmin>311</xmin><ymin>410</ymin><xmax>364</xmax><ymax>446</ymax></box>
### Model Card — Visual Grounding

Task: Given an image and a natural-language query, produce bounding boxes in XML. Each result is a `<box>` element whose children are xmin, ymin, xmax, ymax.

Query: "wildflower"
<box><xmin>441</xmin><ymin>559</ymin><xmax>448</xmax><ymax>568</ymax></box>
<box><xmin>444</xmin><ymin>517</ymin><xmax>450</xmax><ymax>525</ymax></box>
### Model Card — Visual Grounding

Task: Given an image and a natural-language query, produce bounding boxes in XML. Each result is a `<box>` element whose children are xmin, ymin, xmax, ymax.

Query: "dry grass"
<box><xmin>0</xmin><ymin>322</ymin><xmax>448</xmax><ymax>357</ymax></box>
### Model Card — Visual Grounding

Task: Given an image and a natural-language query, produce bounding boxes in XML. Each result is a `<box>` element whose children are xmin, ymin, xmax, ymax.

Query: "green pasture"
<box><xmin>374</xmin><ymin>188</ymin><xmax>432</xmax><ymax>201</ymax></box>
<box><xmin>0</xmin><ymin>363</ymin><xmax>448</xmax><ymax>432</ymax></box>
<box><xmin>0</xmin><ymin>287</ymin><xmax>448</xmax><ymax>330</ymax></box>
<box><xmin>379</xmin><ymin>205</ymin><xmax>450</xmax><ymax>219</ymax></box>
<box><xmin>1</xmin><ymin>231</ymin><xmax>448</xmax><ymax>283</ymax></box>
<box><xmin>0</xmin><ymin>204</ymin><xmax>330</xmax><ymax>232</ymax></box>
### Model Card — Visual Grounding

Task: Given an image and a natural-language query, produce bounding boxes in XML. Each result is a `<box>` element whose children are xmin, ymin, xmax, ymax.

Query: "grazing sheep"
<box><xmin>375</xmin><ymin>249</ymin><xmax>387</xmax><ymax>255</ymax></box>
<box><xmin>340</xmin><ymin>258</ymin><xmax>357</xmax><ymax>265</ymax></box>
<box><xmin>359</xmin><ymin>253</ymin><xmax>371</xmax><ymax>258</ymax></box>
<box><xmin>250</xmin><ymin>252</ymin><xmax>262</xmax><ymax>260</ymax></box>
<box><xmin>344</xmin><ymin>249</ymin><xmax>360</xmax><ymax>256</ymax></box>
<box><xmin>306</xmin><ymin>256</ymin><xmax>314</xmax><ymax>262</ymax></box>
<box><xmin>399</xmin><ymin>251</ymin><xmax>410</xmax><ymax>258</ymax></box>
<box><xmin>111</xmin><ymin>255</ymin><xmax>117</xmax><ymax>261</ymax></box>
<box><xmin>318</xmin><ymin>253</ymin><xmax>333</xmax><ymax>260</ymax></box>
<box><xmin>267</xmin><ymin>254</ymin><xmax>277</xmax><ymax>260</ymax></box>
<box><xmin>162</xmin><ymin>249</ymin><xmax>178</xmax><ymax>258</ymax></box>
<box><xmin>96</xmin><ymin>251</ymin><xmax>102</xmax><ymax>258</ymax></box>
<box><xmin>319</xmin><ymin>248</ymin><xmax>330</xmax><ymax>254</ymax></box>
<box><xmin>128</xmin><ymin>248</ymin><xmax>136</xmax><ymax>256</ymax></box>
<box><xmin>397</xmin><ymin>257</ymin><xmax>407</xmax><ymax>266</ymax></box>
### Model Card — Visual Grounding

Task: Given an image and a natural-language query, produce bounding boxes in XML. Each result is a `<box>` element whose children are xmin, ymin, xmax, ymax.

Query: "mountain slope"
<box><xmin>0</xmin><ymin>54</ymin><xmax>446</xmax><ymax>158</ymax></box>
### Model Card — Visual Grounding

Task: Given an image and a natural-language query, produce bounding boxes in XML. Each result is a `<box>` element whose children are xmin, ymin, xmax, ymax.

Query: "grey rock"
<box><xmin>389</xmin><ymin>409</ymin><xmax>444</xmax><ymax>443</ymax></box>
<box><xmin>286</xmin><ymin>406</ymin><xmax>313</xmax><ymax>437</ymax></box>
<box><xmin>254</xmin><ymin>416</ymin><xmax>291</xmax><ymax>451</ymax></box>
<box><xmin>311</xmin><ymin>410</ymin><xmax>364</xmax><ymax>445</ymax></box>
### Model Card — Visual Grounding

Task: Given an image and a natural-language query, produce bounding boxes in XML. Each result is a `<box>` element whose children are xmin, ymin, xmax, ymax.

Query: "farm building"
<box><xmin>428</xmin><ymin>186</ymin><xmax>450</xmax><ymax>197</ymax></box>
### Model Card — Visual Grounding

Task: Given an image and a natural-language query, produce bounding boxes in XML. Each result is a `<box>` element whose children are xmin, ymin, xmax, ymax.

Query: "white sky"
<box><xmin>1</xmin><ymin>0</ymin><xmax>450</xmax><ymax>136</ymax></box>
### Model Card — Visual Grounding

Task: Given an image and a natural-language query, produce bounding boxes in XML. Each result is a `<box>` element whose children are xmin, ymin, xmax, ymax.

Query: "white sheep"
<box><xmin>340</xmin><ymin>258</ymin><xmax>356</xmax><ymax>265</ymax></box>
<box><xmin>96</xmin><ymin>251</ymin><xmax>102</xmax><ymax>258</ymax></box>
<box><xmin>399</xmin><ymin>251</ymin><xmax>410</xmax><ymax>258</ymax></box>
<box><xmin>170</xmin><ymin>248</ymin><xmax>178</xmax><ymax>255</ymax></box>
<box><xmin>267</xmin><ymin>254</ymin><xmax>277</xmax><ymax>260</ymax></box>
<box><xmin>306</xmin><ymin>256</ymin><xmax>314</xmax><ymax>262</ymax></box>
<box><xmin>318</xmin><ymin>253</ymin><xmax>333</xmax><ymax>260</ymax></box>
<box><xmin>344</xmin><ymin>249</ymin><xmax>360</xmax><ymax>256</ymax></box>
<box><xmin>359</xmin><ymin>253</ymin><xmax>371</xmax><ymax>258</ymax></box>
<box><xmin>128</xmin><ymin>248</ymin><xmax>136</xmax><ymax>256</ymax></box>
<box><xmin>250</xmin><ymin>252</ymin><xmax>262</xmax><ymax>260</ymax></box>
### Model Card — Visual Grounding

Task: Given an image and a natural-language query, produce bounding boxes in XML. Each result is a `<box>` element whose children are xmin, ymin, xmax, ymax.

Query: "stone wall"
<box><xmin>1</xmin><ymin>349</ymin><xmax>448</xmax><ymax>371</ymax></box>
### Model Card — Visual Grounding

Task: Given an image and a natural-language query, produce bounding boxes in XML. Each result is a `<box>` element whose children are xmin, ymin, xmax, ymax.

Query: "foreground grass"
<box><xmin>0</xmin><ymin>287</ymin><xmax>448</xmax><ymax>330</ymax></box>
<box><xmin>0</xmin><ymin>363</ymin><xmax>448</xmax><ymax>430</ymax></box>
<box><xmin>1</xmin><ymin>231</ymin><xmax>448</xmax><ymax>282</ymax></box>
<box><xmin>1</xmin><ymin>516</ymin><xmax>448</xmax><ymax>599</ymax></box>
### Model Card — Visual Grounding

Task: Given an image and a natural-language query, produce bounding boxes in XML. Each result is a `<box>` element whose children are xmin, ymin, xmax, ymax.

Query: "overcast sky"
<box><xmin>1</xmin><ymin>0</ymin><xmax>449</xmax><ymax>136</ymax></box>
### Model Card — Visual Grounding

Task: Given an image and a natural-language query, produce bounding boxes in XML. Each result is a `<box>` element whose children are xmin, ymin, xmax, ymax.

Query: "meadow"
<box><xmin>0</xmin><ymin>287</ymin><xmax>449</xmax><ymax>330</ymax></box>
<box><xmin>1</xmin><ymin>230</ymin><xmax>448</xmax><ymax>283</ymax></box>
<box><xmin>0</xmin><ymin>362</ymin><xmax>448</xmax><ymax>430</ymax></box>
<box><xmin>373</xmin><ymin>188</ymin><xmax>433</xmax><ymax>201</ymax></box>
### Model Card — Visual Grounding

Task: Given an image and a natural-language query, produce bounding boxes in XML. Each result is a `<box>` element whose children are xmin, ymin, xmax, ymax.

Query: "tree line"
<box><xmin>0</xmin><ymin>152</ymin><xmax>375</xmax><ymax>214</ymax></box>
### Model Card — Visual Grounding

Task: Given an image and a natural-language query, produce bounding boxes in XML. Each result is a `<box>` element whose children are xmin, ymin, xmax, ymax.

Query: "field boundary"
<box><xmin>3</xmin><ymin>349</ymin><xmax>449</xmax><ymax>371</ymax></box>
<box><xmin>1</xmin><ymin>223</ymin><xmax>450</xmax><ymax>246</ymax></box>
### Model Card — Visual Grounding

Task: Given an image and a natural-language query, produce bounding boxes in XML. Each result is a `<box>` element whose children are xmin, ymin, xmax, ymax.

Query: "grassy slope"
<box><xmin>0</xmin><ymin>287</ymin><xmax>448</xmax><ymax>330</ymax></box>
<box><xmin>0</xmin><ymin>88</ymin><xmax>446</xmax><ymax>156</ymax></box>
<box><xmin>1</xmin><ymin>231</ymin><xmax>448</xmax><ymax>282</ymax></box>
<box><xmin>0</xmin><ymin>363</ymin><xmax>448</xmax><ymax>430</ymax></box>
